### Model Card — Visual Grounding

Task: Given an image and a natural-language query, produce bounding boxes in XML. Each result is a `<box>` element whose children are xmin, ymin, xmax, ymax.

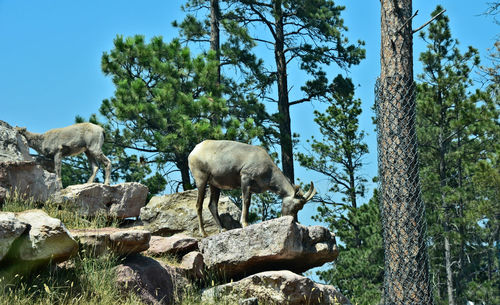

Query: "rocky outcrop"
<box><xmin>0</xmin><ymin>120</ymin><xmax>32</xmax><ymax>162</ymax></box>
<box><xmin>200</xmin><ymin>216</ymin><xmax>338</xmax><ymax>280</ymax></box>
<box><xmin>0</xmin><ymin>120</ymin><xmax>60</xmax><ymax>202</ymax></box>
<box><xmin>71</xmin><ymin>228</ymin><xmax>151</xmax><ymax>256</ymax></box>
<box><xmin>140</xmin><ymin>189</ymin><xmax>241</xmax><ymax>238</ymax></box>
<box><xmin>146</xmin><ymin>234</ymin><xmax>198</xmax><ymax>258</ymax></box>
<box><xmin>115</xmin><ymin>254</ymin><xmax>189</xmax><ymax>305</ymax></box>
<box><xmin>51</xmin><ymin>182</ymin><xmax>149</xmax><ymax>218</ymax></box>
<box><xmin>202</xmin><ymin>270</ymin><xmax>351</xmax><ymax>305</ymax></box>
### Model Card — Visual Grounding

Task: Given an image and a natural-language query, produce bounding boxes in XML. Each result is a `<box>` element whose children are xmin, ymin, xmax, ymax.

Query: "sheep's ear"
<box><xmin>293</xmin><ymin>185</ymin><xmax>302</xmax><ymax>196</ymax></box>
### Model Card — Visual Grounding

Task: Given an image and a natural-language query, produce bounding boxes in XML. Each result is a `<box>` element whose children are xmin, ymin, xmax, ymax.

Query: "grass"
<box><xmin>2</xmin><ymin>193</ymin><xmax>119</xmax><ymax>229</ymax></box>
<box><xmin>0</xmin><ymin>253</ymin><xmax>143</xmax><ymax>305</ymax></box>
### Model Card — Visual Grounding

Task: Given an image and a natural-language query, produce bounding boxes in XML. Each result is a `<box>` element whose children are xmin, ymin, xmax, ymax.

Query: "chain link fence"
<box><xmin>375</xmin><ymin>72</ymin><xmax>433</xmax><ymax>304</ymax></box>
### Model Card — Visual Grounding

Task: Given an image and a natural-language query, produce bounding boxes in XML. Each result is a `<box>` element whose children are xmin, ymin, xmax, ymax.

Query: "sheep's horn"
<box><xmin>303</xmin><ymin>182</ymin><xmax>317</xmax><ymax>201</ymax></box>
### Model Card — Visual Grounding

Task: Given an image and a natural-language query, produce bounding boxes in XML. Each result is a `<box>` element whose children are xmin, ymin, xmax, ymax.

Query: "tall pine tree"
<box><xmin>416</xmin><ymin>7</ymin><xmax>500</xmax><ymax>304</ymax></box>
<box><xmin>99</xmin><ymin>36</ymin><xmax>263</xmax><ymax>191</ymax></box>
<box><xmin>297</xmin><ymin>75</ymin><xmax>383</xmax><ymax>304</ymax></box>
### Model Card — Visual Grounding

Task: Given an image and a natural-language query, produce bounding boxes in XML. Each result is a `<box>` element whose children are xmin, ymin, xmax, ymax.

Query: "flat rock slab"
<box><xmin>140</xmin><ymin>189</ymin><xmax>241</xmax><ymax>238</ymax></box>
<box><xmin>202</xmin><ymin>270</ymin><xmax>351</xmax><ymax>305</ymax></box>
<box><xmin>200</xmin><ymin>216</ymin><xmax>338</xmax><ymax>280</ymax></box>
<box><xmin>52</xmin><ymin>182</ymin><xmax>148</xmax><ymax>219</ymax></box>
<box><xmin>70</xmin><ymin>227</ymin><xmax>151</xmax><ymax>256</ymax></box>
<box><xmin>146</xmin><ymin>234</ymin><xmax>199</xmax><ymax>257</ymax></box>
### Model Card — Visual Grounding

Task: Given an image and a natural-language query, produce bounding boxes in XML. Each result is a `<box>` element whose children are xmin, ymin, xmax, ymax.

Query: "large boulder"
<box><xmin>0</xmin><ymin>120</ymin><xmax>60</xmax><ymax>202</ymax></box>
<box><xmin>140</xmin><ymin>190</ymin><xmax>241</xmax><ymax>238</ymax></box>
<box><xmin>202</xmin><ymin>270</ymin><xmax>351</xmax><ymax>305</ymax></box>
<box><xmin>0</xmin><ymin>212</ymin><xmax>28</xmax><ymax>261</ymax></box>
<box><xmin>115</xmin><ymin>254</ymin><xmax>189</xmax><ymax>305</ymax></box>
<box><xmin>14</xmin><ymin>210</ymin><xmax>78</xmax><ymax>263</ymax></box>
<box><xmin>70</xmin><ymin>228</ymin><xmax>151</xmax><ymax>256</ymax></box>
<box><xmin>200</xmin><ymin>216</ymin><xmax>338</xmax><ymax>280</ymax></box>
<box><xmin>51</xmin><ymin>182</ymin><xmax>149</xmax><ymax>219</ymax></box>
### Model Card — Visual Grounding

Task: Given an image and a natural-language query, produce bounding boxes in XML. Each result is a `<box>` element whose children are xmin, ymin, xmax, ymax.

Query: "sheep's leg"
<box><xmin>95</xmin><ymin>153</ymin><xmax>111</xmax><ymax>185</ymax></box>
<box><xmin>194</xmin><ymin>175</ymin><xmax>209</xmax><ymax>237</ymax></box>
<box><xmin>240</xmin><ymin>177</ymin><xmax>252</xmax><ymax>228</ymax></box>
<box><xmin>54</xmin><ymin>150</ymin><xmax>63</xmax><ymax>188</ymax></box>
<box><xmin>85</xmin><ymin>151</ymin><xmax>99</xmax><ymax>184</ymax></box>
<box><xmin>208</xmin><ymin>185</ymin><xmax>224</xmax><ymax>233</ymax></box>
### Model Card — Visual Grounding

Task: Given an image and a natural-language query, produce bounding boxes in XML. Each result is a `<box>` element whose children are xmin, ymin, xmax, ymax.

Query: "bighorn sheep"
<box><xmin>188</xmin><ymin>140</ymin><xmax>317</xmax><ymax>237</ymax></box>
<box><xmin>15</xmin><ymin>123</ymin><xmax>111</xmax><ymax>187</ymax></box>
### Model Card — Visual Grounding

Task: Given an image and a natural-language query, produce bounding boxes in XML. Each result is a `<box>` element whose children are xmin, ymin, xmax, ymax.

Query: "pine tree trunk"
<box><xmin>210</xmin><ymin>0</ymin><xmax>221</xmax><ymax>85</ymax></box>
<box><xmin>378</xmin><ymin>0</ymin><xmax>433</xmax><ymax>303</ymax></box>
<box><xmin>273</xmin><ymin>0</ymin><xmax>294</xmax><ymax>183</ymax></box>
<box><xmin>439</xmin><ymin>93</ymin><xmax>455</xmax><ymax>305</ymax></box>
<box><xmin>178</xmin><ymin>158</ymin><xmax>193</xmax><ymax>191</ymax></box>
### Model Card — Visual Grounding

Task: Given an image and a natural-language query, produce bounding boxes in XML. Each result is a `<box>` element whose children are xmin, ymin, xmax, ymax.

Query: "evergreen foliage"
<box><xmin>416</xmin><ymin>7</ymin><xmax>500</xmax><ymax>304</ymax></box>
<box><xmin>297</xmin><ymin>75</ymin><xmax>383</xmax><ymax>304</ymax></box>
<box><xmin>98</xmin><ymin>36</ymin><xmax>263</xmax><ymax>191</ymax></box>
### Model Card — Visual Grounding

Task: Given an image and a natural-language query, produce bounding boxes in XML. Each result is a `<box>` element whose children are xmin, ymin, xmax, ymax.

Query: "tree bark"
<box><xmin>378</xmin><ymin>0</ymin><xmax>433</xmax><ymax>304</ymax></box>
<box><xmin>273</xmin><ymin>0</ymin><xmax>294</xmax><ymax>183</ymax></box>
<box><xmin>210</xmin><ymin>0</ymin><xmax>221</xmax><ymax>85</ymax></box>
<box><xmin>178</xmin><ymin>158</ymin><xmax>193</xmax><ymax>191</ymax></box>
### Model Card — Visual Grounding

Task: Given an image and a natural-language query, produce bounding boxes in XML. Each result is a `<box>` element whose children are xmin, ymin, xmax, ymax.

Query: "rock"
<box><xmin>15</xmin><ymin>210</ymin><xmax>78</xmax><ymax>263</ymax></box>
<box><xmin>0</xmin><ymin>161</ymin><xmax>60</xmax><ymax>202</ymax></box>
<box><xmin>179</xmin><ymin>251</ymin><xmax>204</xmax><ymax>280</ymax></box>
<box><xmin>0</xmin><ymin>212</ymin><xmax>28</xmax><ymax>261</ymax></box>
<box><xmin>146</xmin><ymin>234</ymin><xmax>199</xmax><ymax>257</ymax></box>
<box><xmin>140</xmin><ymin>189</ymin><xmax>241</xmax><ymax>238</ymax></box>
<box><xmin>0</xmin><ymin>120</ymin><xmax>32</xmax><ymax>162</ymax></box>
<box><xmin>0</xmin><ymin>186</ymin><xmax>6</xmax><ymax>206</ymax></box>
<box><xmin>51</xmin><ymin>182</ymin><xmax>149</xmax><ymax>219</ymax></box>
<box><xmin>70</xmin><ymin>228</ymin><xmax>151</xmax><ymax>256</ymax></box>
<box><xmin>0</xmin><ymin>121</ymin><xmax>60</xmax><ymax>202</ymax></box>
<box><xmin>239</xmin><ymin>297</ymin><xmax>259</xmax><ymax>305</ymax></box>
<box><xmin>115</xmin><ymin>254</ymin><xmax>189</xmax><ymax>305</ymax></box>
<box><xmin>202</xmin><ymin>270</ymin><xmax>351</xmax><ymax>305</ymax></box>
<box><xmin>199</xmin><ymin>216</ymin><xmax>338</xmax><ymax>280</ymax></box>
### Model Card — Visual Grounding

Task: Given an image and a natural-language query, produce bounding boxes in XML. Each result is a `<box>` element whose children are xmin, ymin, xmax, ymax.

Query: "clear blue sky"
<box><xmin>0</xmin><ymin>0</ymin><xmax>497</xmax><ymax>227</ymax></box>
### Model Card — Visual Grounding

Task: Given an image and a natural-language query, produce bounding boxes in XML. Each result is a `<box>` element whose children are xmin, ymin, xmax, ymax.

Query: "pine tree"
<box><xmin>297</xmin><ymin>75</ymin><xmax>382</xmax><ymax>304</ymax></box>
<box><xmin>99</xmin><ymin>36</ymin><xmax>263</xmax><ymax>191</ymax></box>
<box><xmin>416</xmin><ymin>7</ymin><xmax>500</xmax><ymax>304</ymax></box>
<box><xmin>177</xmin><ymin>0</ymin><xmax>365</xmax><ymax>183</ymax></box>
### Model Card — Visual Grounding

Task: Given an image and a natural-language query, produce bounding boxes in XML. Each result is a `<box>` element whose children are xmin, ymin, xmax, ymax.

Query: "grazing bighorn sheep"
<box><xmin>188</xmin><ymin>140</ymin><xmax>316</xmax><ymax>237</ymax></box>
<box><xmin>15</xmin><ymin>123</ymin><xmax>111</xmax><ymax>187</ymax></box>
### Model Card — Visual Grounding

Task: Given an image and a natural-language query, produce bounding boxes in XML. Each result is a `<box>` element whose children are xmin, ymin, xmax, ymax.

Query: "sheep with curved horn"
<box><xmin>188</xmin><ymin>140</ymin><xmax>316</xmax><ymax>237</ymax></box>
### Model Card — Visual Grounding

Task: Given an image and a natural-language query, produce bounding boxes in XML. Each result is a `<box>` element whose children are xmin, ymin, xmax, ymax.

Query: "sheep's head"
<box><xmin>281</xmin><ymin>182</ymin><xmax>317</xmax><ymax>221</ymax></box>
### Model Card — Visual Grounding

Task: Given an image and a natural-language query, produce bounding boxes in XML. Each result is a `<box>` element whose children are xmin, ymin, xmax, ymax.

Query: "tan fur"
<box><xmin>188</xmin><ymin>140</ymin><xmax>316</xmax><ymax>237</ymax></box>
<box><xmin>15</xmin><ymin>123</ymin><xmax>111</xmax><ymax>187</ymax></box>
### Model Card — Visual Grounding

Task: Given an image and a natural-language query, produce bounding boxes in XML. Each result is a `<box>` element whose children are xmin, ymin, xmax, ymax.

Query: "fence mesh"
<box><xmin>375</xmin><ymin>72</ymin><xmax>433</xmax><ymax>304</ymax></box>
